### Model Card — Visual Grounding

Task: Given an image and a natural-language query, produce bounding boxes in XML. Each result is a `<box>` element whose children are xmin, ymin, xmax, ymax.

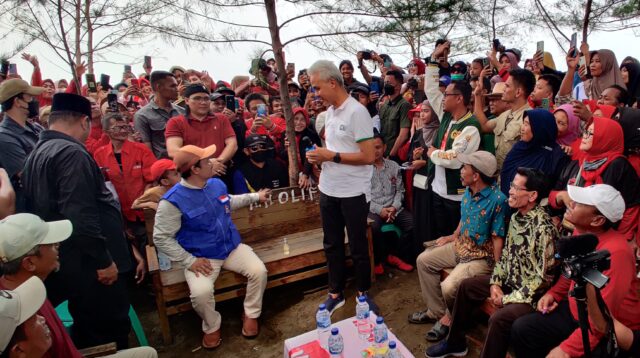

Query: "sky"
<box><xmin>3</xmin><ymin>3</ymin><xmax>639</xmax><ymax>85</ymax></box>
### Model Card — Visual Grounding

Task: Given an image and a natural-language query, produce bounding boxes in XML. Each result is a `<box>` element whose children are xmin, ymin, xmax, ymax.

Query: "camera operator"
<box><xmin>511</xmin><ymin>184</ymin><xmax>640</xmax><ymax>358</ymax></box>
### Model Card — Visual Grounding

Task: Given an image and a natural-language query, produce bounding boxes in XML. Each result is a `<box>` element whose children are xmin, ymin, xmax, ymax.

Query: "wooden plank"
<box><xmin>78</xmin><ymin>343</ymin><xmax>117</xmax><ymax>358</ymax></box>
<box><xmin>146</xmin><ymin>245</ymin><xmax>159</xmax><ymax>272</ymax></box>
<box><xmin>151</xmin><ymin>272</ymin><xmax>173</xmax><ymax>344</ymax></box>
<box><xmin>143</xmin><ymin>208</ymin><xmax>156</xmax><ymax>246</ymax></box>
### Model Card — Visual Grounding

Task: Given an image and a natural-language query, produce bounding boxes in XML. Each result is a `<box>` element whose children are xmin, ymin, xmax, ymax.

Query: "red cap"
<box><xmin>150</xmin><ymin>159</ymin><xmax>176</xmax><ymax>181</ymax></box>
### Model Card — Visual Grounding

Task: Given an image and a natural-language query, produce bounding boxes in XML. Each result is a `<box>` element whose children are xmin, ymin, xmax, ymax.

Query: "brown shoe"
<box><xmin>202</xmin><ymin>329</ymin><xmax>222</xmax><ymax>349</ymax></box>
<box><xmin>241</xmin><ymin>314</ymin><xmax>259</xmax><ymax>339</ymax></box>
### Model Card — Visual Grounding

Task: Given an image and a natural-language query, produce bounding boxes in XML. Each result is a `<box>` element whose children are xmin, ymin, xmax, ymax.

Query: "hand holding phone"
<box><xmin>143</xmin><ymin>56</ymin><xmax>152</xmax><ymax>69</ymax></box>
<box><xmin>536</xmin><ymin>41</ymin><xmax>544</xmax><ymax>54</ymax></box>
<box><xmin>9</xmin><ymin>63</ymin><xmax>17</xmax><ymax>76</ymax></box>
<box><xmin>225</xmin><ymin>95</ymin><xmax>235</xmax><ymax>111</ymax></box>
<box><xmin>569</xmin><ymin>33</ymin><xmax>577</xmax><ymax>57</ymax></box>
<box><xmin>124</xmin><ymin>65</ymin><xmax>132</xmax><ymax>73</ymax></box>
<box><xmin>86</xmin><ymin>74</ymin><xmax>98</xmax><ymax>93</ymax></box>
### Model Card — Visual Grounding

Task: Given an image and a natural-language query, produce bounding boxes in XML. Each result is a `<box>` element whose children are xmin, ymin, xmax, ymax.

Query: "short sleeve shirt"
<box><xmin>165</xmin><ymin>114</ymin><xmax>235</xmax><ymax>158</ymax></box>
<box><xmin>319</xmin><ymin>96</ymin><xmax>374</xmax><ymax>200</ymax></box>
<box><xmin>134</xmin><ymin>101</ymin><xmax>184</xmax><ymax>158</ymax></box>
<box><xmin>378</xmin><ymin>96</ymin><xmax>412</xmax><ymax>155</ymax></box>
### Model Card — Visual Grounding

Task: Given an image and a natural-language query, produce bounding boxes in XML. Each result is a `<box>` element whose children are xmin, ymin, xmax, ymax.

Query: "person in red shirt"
<box><xmin>93</xmin><ymin>112</ymin><xmax>156</xmax><ymax>266</ymax></box>
<box><xmin>0</xmin><ymin>213</ymin><xmax>157</xmax><ymax>358</ymax></box>
<box><xmin>21</xmin><ymin>53</ymin><xmax>54</xmax><ymax>108</ymax></box>
<box><xmin>244</xmin><ymin>93</ymin><xmax>286</xmax><ymax>143</ymax></box>
<box><xmin>511</xmin><ymin>184</ymin><xmax>640</xmax><ymax>358</ymax></box>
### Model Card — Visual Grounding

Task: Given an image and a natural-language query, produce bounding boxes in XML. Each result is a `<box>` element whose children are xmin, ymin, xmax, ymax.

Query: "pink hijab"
<box><xmin>554</xmin><ymin>104</ymin><xmax>580</xmax><ymax>146</ymax></box>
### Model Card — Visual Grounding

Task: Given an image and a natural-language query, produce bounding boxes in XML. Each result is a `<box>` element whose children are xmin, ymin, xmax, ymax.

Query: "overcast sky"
<box><xmin>3</xmin><ymin>3</ymin><xmax>639</xmax><ymax>85</ymax></box>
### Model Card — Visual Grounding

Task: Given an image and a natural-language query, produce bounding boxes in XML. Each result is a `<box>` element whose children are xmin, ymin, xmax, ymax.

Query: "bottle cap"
<box><xmin>376</xmin><ymin>316</ymin><xmax>384</xmax><ymax>324</ymax></box>
<box><xmin>358</xmin><ymin>296</ymin><xmax>366</xmax><ymax>302</ymax></box>
<box><xmin>331</xmin><ymin>327</ymin><xmax>339</xmax><ymax>335</ymax></box>
<box><xmin>389</xmin><ymin>341</ymin><xmax>397</xmax><ymax>349</ymax></box>
<box><xmin>319</xmin><ymin>303</ymin><xmax>326</xmax><ymax>310</ymax></box>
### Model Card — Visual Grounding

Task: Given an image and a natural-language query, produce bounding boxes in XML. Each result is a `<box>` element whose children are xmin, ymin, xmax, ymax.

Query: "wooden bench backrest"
<box><xmin>231</xmin><ymin>186</ymin><xmax>321</xmax><ymax>244</ymax></box>
<box><xmin>143</xmin><ymin>186</ymin><xmax>321</xmax><ymax>246</ymax></box>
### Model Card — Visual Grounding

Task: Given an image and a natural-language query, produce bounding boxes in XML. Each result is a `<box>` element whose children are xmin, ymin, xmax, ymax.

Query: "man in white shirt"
<box><xmin>306</xmin><ymin>60</ymin><xmax>377</xmax><ymax>314</ymax></box>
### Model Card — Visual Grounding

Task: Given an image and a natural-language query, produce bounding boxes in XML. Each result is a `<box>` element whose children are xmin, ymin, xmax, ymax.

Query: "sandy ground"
<box><xmin>134</xmin><ymin>268</ymin><xmax>485</xmax><ymax>358</ymax></box>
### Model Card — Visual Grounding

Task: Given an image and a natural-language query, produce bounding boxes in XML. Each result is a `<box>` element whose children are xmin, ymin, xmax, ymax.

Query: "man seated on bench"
<box><xmin>410</xmin><ymin>151</ymin><xmax>507</xmax><ymax>342</ymax></box>
<box><xmin>131</xmin><ymin>159</ymin><xmax>181</xmax><ymax>211</ymax></box>
<box><xmin>368</xmin><ymin>132</ymin><xmax>414</xmax><ymax>275</ymax></box>
<box><xmin>153</xmin><ymin>144</ymin><xmax>270</xmax><ymax>349</ymax></box>
<box><xmin>425</xmin><ymin>167</ymin><xmax>558</xmax><ymax>358</ymax></box>
<box><xmin>0</xmin><ymin>213</ymin><xmax>158</xmax><ymax>358</ymax></box>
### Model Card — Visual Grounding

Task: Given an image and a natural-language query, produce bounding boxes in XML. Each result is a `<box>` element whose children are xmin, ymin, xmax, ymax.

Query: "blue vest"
<box><xmin>164</xmin><ymin>178</ymin><xmax>241</xmax><ymax>260</ymax></box>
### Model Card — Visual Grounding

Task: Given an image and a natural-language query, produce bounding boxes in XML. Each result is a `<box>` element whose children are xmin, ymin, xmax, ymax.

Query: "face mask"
<box><xmin>27</xmin><ymin>100</ymin><xmax>40</xmax><ymax>118</ymax></box>
<box><xmin>383</xmin><ymin>84</ymin><xmax>395</xmax><ymax>95</ymax></box>
<box><xmin>250</xmin><ymin>151</ymin><xmax>267</xmax><ymax>163</ymax></box>
<box><xmin>451</xmin><ymin>74</ymin><xmax>465</xmax><ymax>81</ymax></box>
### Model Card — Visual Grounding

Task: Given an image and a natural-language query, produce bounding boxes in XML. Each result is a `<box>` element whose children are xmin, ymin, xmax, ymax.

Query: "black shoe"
<box><xmin>322</xmin><ymin>293</ymin><xmax>345</xmax><ymax>316</ymax></box>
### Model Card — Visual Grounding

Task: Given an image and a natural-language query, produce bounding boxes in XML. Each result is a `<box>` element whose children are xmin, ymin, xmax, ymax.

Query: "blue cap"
<box><xmin>439</xmin><ymin>75</ymin><xmax>452</xmax><ymax>87</ymax></box>
<box><xmin>358</xmin><ymin>296</ymin><xmax>366</xmax><ymax>302</ymax></box>
<box><xmin>331</xmin><ymin>327</ymin><xmax>339</xmax><ymax>335</ymax></box>
<box><xmin>389</xmin><ymin>341</ymin><xmax>397</xmax><ymax>349</ymax></box>
<box><xmin>376</xmin><ymin>316</ymin><xmax>384</xmax><ymax>324</ymax></box>
<box><xmin>319</xmin><ymin>303</ymin><xmax>326</xmax><ymax>310</ymax></box>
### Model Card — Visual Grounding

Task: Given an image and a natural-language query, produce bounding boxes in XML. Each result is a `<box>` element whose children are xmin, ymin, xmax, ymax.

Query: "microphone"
<box><xmin>556</xmin><ymin>233</ymin><xmax>599</xmax><ymax>259</ymax></box>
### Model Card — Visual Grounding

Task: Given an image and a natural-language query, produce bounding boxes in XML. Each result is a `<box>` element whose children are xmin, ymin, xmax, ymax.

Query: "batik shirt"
<box><xmin>454</xmin><ymin>184</ymin><xmax>508</xmax><ymax>265</ymax></box>
<box><xmin>490</xmin><ymin>205</ymin><xmax>558</xmax><ymax>306</ymax></box>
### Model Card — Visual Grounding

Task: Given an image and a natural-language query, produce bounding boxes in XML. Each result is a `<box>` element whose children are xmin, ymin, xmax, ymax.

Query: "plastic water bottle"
<box><xmin>373</xmin><ymin>316</ymin><xmax>389</xmax><ymax>348</ymax></box>
<box><xmin>356</xmin><ymin>295</ymin><xmax>371</xmax><ymax>340</ymax></box>
<box><xmin>387</xmin><ymin>341</ymin><xmax>402</xmax><ymax>358</ymax></box>
<box><xmin>327</xmin><ymin>327</ymin><xmax>344</xmax><ymax>357</ymax></box>
<box><xmin>316</xmin><ymin>304</ymin><xmax>331</xmax><ymax>350</ymax></box>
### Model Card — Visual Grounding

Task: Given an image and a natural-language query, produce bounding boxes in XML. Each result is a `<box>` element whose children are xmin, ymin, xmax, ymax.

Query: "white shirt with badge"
<box><xmin>319</xmin><ymin>96</ymin><xmax>374</xmax><ymax>201</ymax></box>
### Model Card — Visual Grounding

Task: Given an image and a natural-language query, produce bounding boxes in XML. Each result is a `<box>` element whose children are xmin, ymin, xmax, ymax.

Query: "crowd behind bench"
<box><xmin>0</xmin><ymin>35</ymin><xmax>639</xmax><ymax>358</ymax></box>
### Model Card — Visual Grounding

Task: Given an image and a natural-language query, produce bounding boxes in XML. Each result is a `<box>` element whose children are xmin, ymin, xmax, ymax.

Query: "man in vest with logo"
<box><xmin>152</xmin><ymin>144</ymin><xmax>270</xmax><ymax>349</ymax></box>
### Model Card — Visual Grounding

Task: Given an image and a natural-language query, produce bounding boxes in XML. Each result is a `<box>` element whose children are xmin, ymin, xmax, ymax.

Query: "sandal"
<box><xmin>425</xmin><ymin>321</ymin><xmax>449</xmax><ymax>342</ymax></box>
<box><xmin>408</xmin><ymin>310</ymin><xmax>437</xmax><ymax>324</ymax></box>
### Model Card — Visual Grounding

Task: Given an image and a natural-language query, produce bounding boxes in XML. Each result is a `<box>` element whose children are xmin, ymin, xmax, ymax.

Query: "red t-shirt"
<box><xmin>165</xmin><ymin>114</ymin><xmax>235</xmax><ymax>158</ymax></box>
<box><xmin>0</xmin><ymin>282</ymin><xmax>82</xmax><ymax>358</ymax></box>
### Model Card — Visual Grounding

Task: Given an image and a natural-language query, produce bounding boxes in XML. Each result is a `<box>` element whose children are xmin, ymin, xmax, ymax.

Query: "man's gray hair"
<box><xmin>308</xmin><ymin>60</ymin><xmax>344</xmax><ymax>87</ymax></box>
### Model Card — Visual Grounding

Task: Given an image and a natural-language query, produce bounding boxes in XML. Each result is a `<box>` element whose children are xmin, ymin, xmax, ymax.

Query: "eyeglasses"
<box><xmin>248</xmin><ymin>144</ymin><xmax>267</xmax><ymax>152</ymax></box>
<box><xmin>189</xmin><ymin>96</ymin><xmax>210</xmax><ymax>103</ymax></box>
<box><xmin>582</xmin><ymin>130</ymin><xmax>594</xmax><ymax>138</ymax></box>
<box><xmin>509</xmin><ymin>183</ymin><xmax>530</xmax><ymax>192</ymax></box>
<box><xmin>443</xmin><ymin>92</ymin><xmax>461</xmax><ymax>97</ymax></box>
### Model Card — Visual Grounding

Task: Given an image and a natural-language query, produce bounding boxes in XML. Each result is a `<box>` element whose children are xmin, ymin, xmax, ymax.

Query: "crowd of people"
<box><xmin>0</xmin><ymin>35</ymin><xmax>639</xmax><ymax>358</ymax></box>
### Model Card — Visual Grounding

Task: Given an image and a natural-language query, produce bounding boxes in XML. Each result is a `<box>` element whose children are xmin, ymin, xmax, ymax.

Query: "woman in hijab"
<box><xmin>500</xmin><ymin>109</ymin><xmax>568</xmax><ymax>195</ymax></box>
<box><xmin>493</xmin><ymin>51</ymin><xmax>520</xmax><ymax>83</ymax></box>
<box><xmin>554</xmin><ymin>104</ymin><xmax>581</xmax><ymax>157</ymax></box>
<box><xmin>620</xmin><ymin>62</ymin><xmax>640</xmax><ymax>105</ymax></box>
<box><xmin>408</xmin><ymin>100</ymin><xmax>440</xmax><ymax>254</ymax></box>
<box><xmin>550</xmin><ymin>116</ymin><xmax>640</xmax><ymax>236</ymax></box>
<box><xmin>278</xmin><ymin>107</ymin><xmax>322</xmax><ymax>188</ymax></box>
<box><xmin>586</xmin><ymin>49</ymin><xmax>626</xmax><ymax>100</ymax></box>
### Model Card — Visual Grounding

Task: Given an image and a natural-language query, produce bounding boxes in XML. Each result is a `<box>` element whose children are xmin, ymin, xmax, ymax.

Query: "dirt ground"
<box><xmin>134</xmin><ymin>268</ymin><xmax>485</xmax><ymax>358</ymax></box>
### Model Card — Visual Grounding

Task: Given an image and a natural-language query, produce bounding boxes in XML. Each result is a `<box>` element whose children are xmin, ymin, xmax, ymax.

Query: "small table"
<box><xmin>283</xmin><ymin>313</ymin><xmax>414</xmax><ymax>358</ymax></box>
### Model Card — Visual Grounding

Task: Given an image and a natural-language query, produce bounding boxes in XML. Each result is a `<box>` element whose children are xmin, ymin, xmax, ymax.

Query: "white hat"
<box><xmin>0</xmin><ymin>276</ymin><xmax>47</xmax><ymax>354</ymax></box>
<box><xmin>567</xmin><ymin>184</ymin><xmax>625</xmax><ymax>223</ymax></box>
<box><xmin>0</xmin><ymin>213</ymin><xmax>73</xmax><ymax>263</ymax></box>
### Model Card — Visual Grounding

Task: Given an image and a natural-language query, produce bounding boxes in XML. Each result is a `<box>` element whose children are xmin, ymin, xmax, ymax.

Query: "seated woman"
<box><xmin>550</xmin><ymin>116</ymin><xmax>640</xmax><ymax>238</ymax></box>
<box><xmin>554</xmin><ymin>104</ymin><xmax>581</xmax><ymax>159</ymax></box>
<box><xmin>500</xmin><ymin>109</ymin><xmax>568</xmax><ymax>196</ymax></box>
<box><xmin>277</xmin><ymin>107</ymin><xmax>322</xmax><ymax>188</ymax></box>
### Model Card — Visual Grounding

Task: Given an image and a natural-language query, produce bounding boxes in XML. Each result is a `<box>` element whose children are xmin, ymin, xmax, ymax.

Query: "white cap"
<box><xmin>567</xmin><ymin>184</ymin><xmax>625</xmax><ymax>223</ymax></box>
<box><xmin>0</xmin><ymin>213</ymin><xmax>73</xmax><ymax>263</ymax></box>
<box><xmin>0</xmin><ymin>276</ymin><xmax>47</xmax><ymax>354</ymax></box>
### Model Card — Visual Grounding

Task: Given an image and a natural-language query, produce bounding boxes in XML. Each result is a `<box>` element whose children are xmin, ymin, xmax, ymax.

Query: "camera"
<box><xmin>361</xmin><ymin>50</ymin><xmax>372</xmax><ymax>60</ymax></box>
<box><xmin>556</xmin><ymin>234</ymin><xmax>611</xmax><ymax>289</ymax></box>
<box><xmin>492</xmin><ymin>38</ymin><xmax>506</xmax><ymax>53</ymax></box>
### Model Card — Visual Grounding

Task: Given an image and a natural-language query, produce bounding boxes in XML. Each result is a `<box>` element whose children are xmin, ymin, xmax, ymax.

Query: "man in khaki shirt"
<box><xmin>474</xmin><ymin>69</ymin><xmax>536</xmax><ymax>170</ymax></box>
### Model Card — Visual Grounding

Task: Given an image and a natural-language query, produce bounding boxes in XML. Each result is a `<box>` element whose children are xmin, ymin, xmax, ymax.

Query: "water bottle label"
<box><xmin>374</xmin><ymin>330</ymin><xmax>388</xmax><ymax>344</ymax></box>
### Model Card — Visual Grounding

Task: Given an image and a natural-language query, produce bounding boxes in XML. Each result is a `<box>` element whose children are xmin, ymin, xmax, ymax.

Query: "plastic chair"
<box><xmin>381</xmin><ymin>223</ymin><xmax>402</xmax><ymax>238</ymax></box>
<box><xmin>55</xmin><ymin>301</ymin><xmax>149</xmax><ymax>347</ymax></box>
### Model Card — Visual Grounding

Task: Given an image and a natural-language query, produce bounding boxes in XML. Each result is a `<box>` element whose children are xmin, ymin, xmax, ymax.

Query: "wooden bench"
<box><xmin>144</xmin><ymin>186</ymin><xmax>374</xmax><ymax>344</ymax></box>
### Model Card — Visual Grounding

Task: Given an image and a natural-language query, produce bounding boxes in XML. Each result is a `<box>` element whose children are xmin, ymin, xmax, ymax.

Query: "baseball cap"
<box><xmin>567</xmin><ymin>184</ymin><xmax>625</xmax><ymax>223</ymax></box>
<box><xmin>0</xmin><ymin>79</ymin><xmax>44</xmax><ymax>103</ymax></box>
<box><xmin>245</xmin><ymin>134</ymin><xmax>269</xmax><ymax>148</ymax></box>
<box><xmin>0</xmin><ymin>276</ymin><xmax>47</xmax><ymax>354</ymax></box>
<box><xmin>456</xmin><ymin>151</ymin><xmax>497</xmax><ymax>177</ymax></box>
<box><xmin>210</xmin><ymin>92</ymin><xmax>224</xmax><ymax>101</ymax></box>
<box><xmin>0</xmin><ymin>214</ymin><xmax>72</xmax><ymax>264</ymax></box>
<box><xmin>349</xmin><ymin>82</ymin><xmax>370</xmax><ymax>95</ymax></box>
<box><xmin>214</xmin><ymin>82</ymin><xmax>235</xmax><ymax>96</ymax></box>
<box><xmin>150</xmin><ymin>159</ymin><xmax>177</xmax><ymax>181</ymax></box>
<box><xmin>173</xmin><ymin>144</ymin><xmax>217</xmax><ymax>174</ymax></box>
<box><xmin>485</xmin><ymin>82</ymin><xmax>506</xmax><ymax>98</ymax></box>
<box><xmin>408</xmin><ymin>104</ymin><xmax>422</xmax><ymax>119</ymax></box>
<box><xmin>169</xmin><ymin>66</ymin><xmax>185</xmax><ymax>74</ymax></box>
<box><xmin>439</xmin><ymin>75</ymin><xmax>451</xmax><ymax>87</ymax></box>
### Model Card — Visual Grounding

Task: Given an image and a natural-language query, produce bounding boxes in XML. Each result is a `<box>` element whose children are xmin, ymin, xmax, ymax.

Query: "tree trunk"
<box><xmin>582</xmin><ymin>0</ymin><xmax>593</xmax><ymax>42</ymax></box>
<box><xmin>74</xmin><ymin>0</ymin><xmax>81</xmax><ymax>65</ymax></box>
<box><xmin>85</xmin><ymin>0</ymin><xmax>94</xmax><ymax>74</ymax></box>
<box><xmin>264</xmin><ymin>0</ymin><xmax>300</xmax><ymax>187</ymax></box>
<box><xmin>57</xmin><ymin>0</ymin><xmax>80</xmax><ymax>94</ymax></box>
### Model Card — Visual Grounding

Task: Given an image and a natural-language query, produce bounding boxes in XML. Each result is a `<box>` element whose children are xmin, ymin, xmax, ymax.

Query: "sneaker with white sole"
<box><xmin>424</xmin><ymin>340</ymin><xmax>468</xmax><ymax>358</ymax></box>
<box><xmin>322</xmin><ymin>293</ymin><xmax>345</xmax><ymax>316</ymax></box>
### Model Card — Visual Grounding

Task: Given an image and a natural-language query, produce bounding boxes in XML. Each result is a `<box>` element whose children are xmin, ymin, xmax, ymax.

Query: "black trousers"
<box><xmin>368</xmin><ymin>210</ymin><xmax>414</xmax><ymax>264</ymax></box>
<box><xmin>46</xmin><ymin>266</ymin><xmax>131</xmax><ymax>350</ymax></box>
<box><xmin>320</xmin><ymin>192</ymin><xmax>371</xmax><ymax>293</ymax></box>
<box><xmin>447</xmin><ymin>275</ymin><xmax>534</xmax><ymax>358</ymax></box>
<box><xmin>430</xmin><ymin>192</ymin><xmax>461</xmax><ymax>242</ymax></box>
<box><xmin>511</xmin><ymin>300</ymin><xmax>609</xmax><ymax>358</ymax></box>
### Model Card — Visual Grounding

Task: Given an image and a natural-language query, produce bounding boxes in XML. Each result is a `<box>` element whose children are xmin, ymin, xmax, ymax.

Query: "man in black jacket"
<box><xmin>22</xmin><ymin>93</ymin><xmax>133</xmax><ymax>350</ymax></box>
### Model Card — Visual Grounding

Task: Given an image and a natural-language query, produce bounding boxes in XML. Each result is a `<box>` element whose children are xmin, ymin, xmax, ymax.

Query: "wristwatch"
<box><xmin>332</xmin><ymin>152</ymin><xmax>341</xmax><ymax>163</ymax></box>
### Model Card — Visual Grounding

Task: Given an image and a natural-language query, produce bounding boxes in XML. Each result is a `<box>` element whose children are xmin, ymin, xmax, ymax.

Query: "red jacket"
<box><xmin>93</xmin><ymin>140</ymin><xmax>156</xmax><ymax>222</ymax></box>
<box><xmin>547</xmin><ymin>229</ymin><xmax>640</xmax><ymax>357</ymax></box>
